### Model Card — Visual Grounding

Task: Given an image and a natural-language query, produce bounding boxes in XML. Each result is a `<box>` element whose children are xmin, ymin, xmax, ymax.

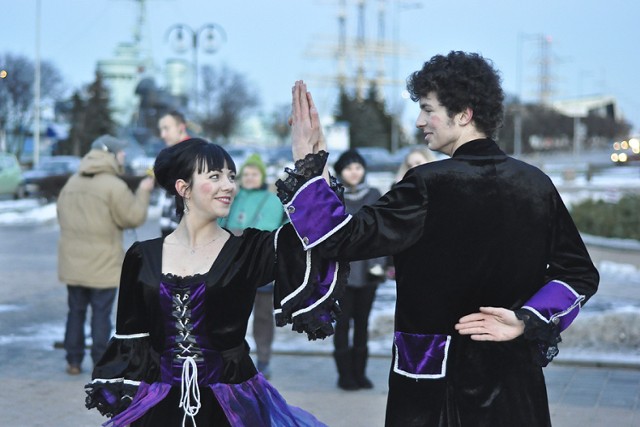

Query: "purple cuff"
<box><xmin>522</xmin><ymin>280</ymin><xmax>585</xmax><ymax>332</ymax></box>
<box><xmin>284</xmin><ymin>176</ymin><xmax>351</xmax><ymax>250</ymax></box>
<box><xmin>393</xmin><ymin>332</ymin><xmax>451</xmax><ymax>379</ymax></box>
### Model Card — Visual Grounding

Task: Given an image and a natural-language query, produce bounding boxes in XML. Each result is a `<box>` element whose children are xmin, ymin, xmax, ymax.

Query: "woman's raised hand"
<box><xmin>290</xmin><ymin>81</ymin><xmax>325</xmax><ymax>161</ymax></box>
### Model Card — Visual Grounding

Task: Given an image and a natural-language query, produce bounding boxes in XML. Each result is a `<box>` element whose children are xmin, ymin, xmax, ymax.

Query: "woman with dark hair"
<box><xmin>331</xmin><ymin>149</ymin><xmax>385</xmax><ymax>390</ymax></box>
<box><xmin>85</xmin><ymin>138</ymin><xmax>344</xmax><ymax>426</ymax></box>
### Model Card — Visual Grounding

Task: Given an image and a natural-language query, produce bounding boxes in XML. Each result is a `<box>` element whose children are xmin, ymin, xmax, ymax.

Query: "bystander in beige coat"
<box><xmin>56</xmin><ymin>134</ymin><xmax>154</xmax><ymax>375</ymax></box>
<box><xmin>58</xmin><ymin>147</ymin><xmax>151</xmax><ymax>287</ymax></box>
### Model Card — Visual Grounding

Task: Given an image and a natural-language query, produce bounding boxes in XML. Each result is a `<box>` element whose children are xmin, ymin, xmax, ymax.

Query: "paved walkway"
<box><xmin>1</xmin><ymin>347</ymin><xmax>639</xmax><ymax>426</ymax></box>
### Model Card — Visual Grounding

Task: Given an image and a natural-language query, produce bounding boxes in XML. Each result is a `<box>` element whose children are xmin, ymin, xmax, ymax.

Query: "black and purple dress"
<box><xmin>85</xmin><ymin>225</ymin><xmax>346</xmax><ymax>427</ymax></box>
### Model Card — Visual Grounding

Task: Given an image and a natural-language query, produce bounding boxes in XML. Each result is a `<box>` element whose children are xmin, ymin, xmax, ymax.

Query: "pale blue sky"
<box><xmin>2</xmin><ymin>0</ymin><xmax>639</xmax><ymax>133</ymax></box>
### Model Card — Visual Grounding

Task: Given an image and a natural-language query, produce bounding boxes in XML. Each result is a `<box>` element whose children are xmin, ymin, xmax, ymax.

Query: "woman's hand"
<box><xmin>455</xmin><ymin>307</ymin><xmax>525</xmax><ymax>342</ymax></box>
<box><xmin>290</xmin><ymin>80</ymin><xmax>325</xmax><ymax>161</ymax></box>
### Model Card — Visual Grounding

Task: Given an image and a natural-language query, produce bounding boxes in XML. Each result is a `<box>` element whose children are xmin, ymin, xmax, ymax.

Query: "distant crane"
<box><xmin>306</xmin><ymin>0</ymin><xmax>417</xmax><ymax>101</ymax></box>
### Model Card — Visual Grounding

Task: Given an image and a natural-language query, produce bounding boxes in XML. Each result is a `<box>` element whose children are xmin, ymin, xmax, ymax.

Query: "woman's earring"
<box><xmin>183</xmin><ymin>198</ymin><xmax>190</xmax><ymax>214</ymax></box>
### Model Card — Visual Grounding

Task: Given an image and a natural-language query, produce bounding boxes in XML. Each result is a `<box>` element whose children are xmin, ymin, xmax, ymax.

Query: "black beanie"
<box><xmin>333</xmin><ymin>149</ymin><xmax>366</xmax><ymax>177</ymax></box>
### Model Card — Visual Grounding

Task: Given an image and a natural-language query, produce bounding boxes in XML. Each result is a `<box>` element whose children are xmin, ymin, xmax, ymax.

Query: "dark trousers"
<box><xmin>64</xmin><ymin>285</ymin><xmax>116</xmax><ymax>366</ymax></box>
<box><xmin>334</xmin><ymin>285</ymin><xmax>377</xmax><ymax>350</ymax></box>
<box><xmin>253</xmin><ymin>290</ymin><xmax>275</xmax><ymax>364</ymax></box>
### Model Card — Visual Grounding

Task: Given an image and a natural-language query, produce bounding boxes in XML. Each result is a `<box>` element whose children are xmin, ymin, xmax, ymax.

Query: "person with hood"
<box><xmin>331</xmin><ymin>149</ymin><xmax>386</xmax><ymax>390</ymax></box>
<box><xmin>219</xmin><ymin>153</ymin><xmax>285</xmax><ymax>379</ymax></box>
<box><xmin>57</xmin><ymin>135</ymin><xmax>154</xmax><ymax>375</ymax></box>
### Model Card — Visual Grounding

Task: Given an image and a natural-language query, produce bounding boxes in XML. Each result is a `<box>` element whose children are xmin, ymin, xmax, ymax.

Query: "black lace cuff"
<box><xmin>515</xmin><ymin>308</ymin><xmax>562</xmax><ymax>367</ymax></box>
<box><xmin>85</xmin><ymin>381</ymin><xmax>138</xmax><ymax>418</ymax></box>
<box><xmin>276</xmin><ymin>151</ymin><xmax>338</xmax><ymax>204</ymax></box>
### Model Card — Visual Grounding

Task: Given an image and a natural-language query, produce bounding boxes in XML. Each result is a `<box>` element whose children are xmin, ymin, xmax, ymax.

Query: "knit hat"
<box><xmin>240</xmin><ymin>153</ymin><xmax>267</xmax><ymax>186</ymax></box>
<box><xmin>91</xmin><ymin>135</ymin><xmax>127</xmax><ymax>154</ymax></box>
<box><xmin>333</xmin><ymin>149</ymin><xmax>366</xmax><ymax>177</ymax></box>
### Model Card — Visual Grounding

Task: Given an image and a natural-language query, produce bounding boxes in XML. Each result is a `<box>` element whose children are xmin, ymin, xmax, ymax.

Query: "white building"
<box><xmin>97</xmin><ymin>43</ymin><xmax>145</xmax><ymax>126</ymax></box>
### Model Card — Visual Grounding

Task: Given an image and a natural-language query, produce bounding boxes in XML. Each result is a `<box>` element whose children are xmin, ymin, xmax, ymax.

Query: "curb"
<box><xmin>269</xmin><ymin>348</ymin><xmax>640</xmax><ymax>369</ymax></box>
<box><xmin>553</xmin><ymin>352</ymin><xmax>640</xmax><ymax>370</ymax></box>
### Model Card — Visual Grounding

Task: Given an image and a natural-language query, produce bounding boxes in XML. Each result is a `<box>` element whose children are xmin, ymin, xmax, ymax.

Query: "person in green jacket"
<box><xmin>220</xmin><ymin>153</ymin><xmax>285</xmax><ymax>378</ymax></box>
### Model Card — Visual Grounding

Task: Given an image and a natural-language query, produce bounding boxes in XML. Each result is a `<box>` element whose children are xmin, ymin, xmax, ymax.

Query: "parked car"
<box><xmin>0</xmin><ymin>153</ymin><xmax>22</xmax><ymax>199</ymax></box>
<box><xmin>356</xmin><ymin>146</ymin><xmax>397</xmax><ymax>172</ymax></box>
<box><xmin>18</xmin><ymin>155</ymin><xmax>81</xmax><ymax>200</ymax></box>
<box><xmin>611</xmin><ymin>136</ymin><xmax>640</xmax><ymax>165</ymax></box>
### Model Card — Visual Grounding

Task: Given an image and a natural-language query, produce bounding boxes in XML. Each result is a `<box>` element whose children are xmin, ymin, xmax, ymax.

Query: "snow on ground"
<box><xmin>0</xmin><ymin>199</ymin><xmax>161</xmax><ymax>227</ymax></box>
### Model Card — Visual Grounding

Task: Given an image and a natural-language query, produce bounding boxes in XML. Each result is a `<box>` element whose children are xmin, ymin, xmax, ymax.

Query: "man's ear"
<box><xmin>457</xmin><ymin>107</ymin><xmax>474</xmax><ymax>126</ymax></box>
<box><xmin>175</xmin><ymin>179</ymin><xmax>190</xmax><ymax>198</ymax></box>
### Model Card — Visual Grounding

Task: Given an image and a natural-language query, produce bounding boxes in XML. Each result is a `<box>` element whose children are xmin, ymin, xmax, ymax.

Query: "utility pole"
<box><xmin>537</xmin><ymin>34</ymin><xmax>554</xmax><ymax>106</ymax></box>
<box><xmin>33</xmin><ymin>0</ymin><xmax>41</xmax><ymax>166</ymax></box>
<box><xmin>514</xmin><ymin>31</ymin><xmax>527</xmax><ymax>158</ymax></box>
<box><xmin>514</xmin><ymin>32</ymin><xmax>553</xmax><ymax>157</ymax></box>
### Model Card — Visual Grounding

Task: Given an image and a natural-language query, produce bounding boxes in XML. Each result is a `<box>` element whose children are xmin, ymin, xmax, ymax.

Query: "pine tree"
<box><xmin>334</xmin><ymin>83</ymin><xmax>400</xmax><ymax>150</ymax></box>
<box><xmin>81</xmin><ymin>71</ymin><xmax>115</xmax><ymax>154</ymax></box>
<box><xmin>58</xmin><ymin>72</ymin><xmax>115</xmax><ymax>156</ymax></box>
<box><xmin>56</xmin><ymin>91</ymin><xmax>85</xmax><ymax>156</ymax></box>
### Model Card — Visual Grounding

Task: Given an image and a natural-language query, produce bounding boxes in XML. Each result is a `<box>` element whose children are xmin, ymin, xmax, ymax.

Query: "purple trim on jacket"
<box><xmin>521</xmin><ymin>280</ymin><xmax>585</xmax><ymax>332</ymax></box>
<box><xmin>292</xmin><ymin>259</ymin><xmax>338</xmax><ymax>319</ymax></box>
<box><xmin>393</xmin><ymin>332</ymin><xmax>451</xmax><ymax>379</ymax></box>
<box><xmin>284</xmin><ymin>176</ymin><xmax>351</xmax><ymax>250</ymax></box>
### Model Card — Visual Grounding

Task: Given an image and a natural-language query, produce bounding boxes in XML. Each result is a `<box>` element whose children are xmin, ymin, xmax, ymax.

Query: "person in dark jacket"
<box><xmin>282</xmin><ymin>52</ymin><xmax>599</xmax><ymax>427</ymax></box>
<box><xmin>331</xmin><ymin>149</ymin><xmax>385</xmax><ymax>390</ymax></box>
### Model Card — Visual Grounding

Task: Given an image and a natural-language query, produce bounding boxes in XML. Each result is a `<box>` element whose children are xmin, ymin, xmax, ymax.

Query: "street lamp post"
<box><xmin>166</xmin><ymin>23</ymin><xmax>226</xmax><ymax>113</ymax></box>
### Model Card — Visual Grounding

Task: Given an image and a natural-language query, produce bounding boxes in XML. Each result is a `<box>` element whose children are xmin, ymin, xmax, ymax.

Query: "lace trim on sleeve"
<box><xmin>276</xmin><ymin>151</ymin><xmax>336</xmax><ymax>204</ymax></box>
<box><xmin>515</xmin><ymin>308</ymin><xmax>562</xmax><ymax>367</ymax></box>
<box><xmin>85</xmin><ymin>381</ymin><xmax>140</xmax><ymax>418</ymax></box>
<box><xmin>84</xmin><ymin>335</ymin><xmax>160</xmax><ymax>417</ymax></box>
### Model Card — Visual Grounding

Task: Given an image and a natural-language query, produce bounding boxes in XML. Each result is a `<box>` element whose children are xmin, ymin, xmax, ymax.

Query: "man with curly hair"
<box><xmin>283</xmin><ymin>52</ymin><xmax>599</xmax><ymax>426</ymax></box>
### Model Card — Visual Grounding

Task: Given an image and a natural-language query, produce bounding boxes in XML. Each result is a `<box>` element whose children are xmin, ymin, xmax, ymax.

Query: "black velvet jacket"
<box><xmin>281</xmin><ymin>140</ymin><xmax>599</xmax><ymax>427</ymax></box>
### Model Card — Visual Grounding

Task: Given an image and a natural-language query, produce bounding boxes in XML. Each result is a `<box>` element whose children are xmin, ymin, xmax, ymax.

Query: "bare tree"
<box><xmin>199</xmin><ymin>64</ymin><xmax>259</xmax><ymax>143</ymax></box>
<box><xmin>269</xmin><ymin>103</ymin><xmax>292</xmax><ymax>145</ymax></box>
<box><xmin>0</xmin><ymin>52</ymin><xmax>63</xmax><ymax>158</ymax></box>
